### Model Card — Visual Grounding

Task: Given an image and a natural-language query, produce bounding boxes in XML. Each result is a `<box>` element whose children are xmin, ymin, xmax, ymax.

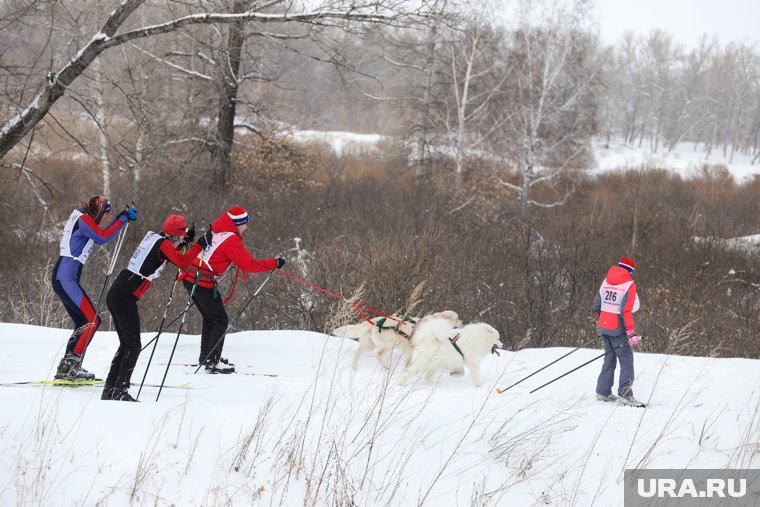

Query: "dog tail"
<box><xmin>331</xmin><ymin>324</ymin><xmax>365</xmax><ymax>340</ymax></box>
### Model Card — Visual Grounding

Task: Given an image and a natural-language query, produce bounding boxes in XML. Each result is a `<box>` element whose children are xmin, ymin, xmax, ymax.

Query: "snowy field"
<box><xmin>591</xmin><ymin>138</ymin><xmax>760</xmax><ymax>183</ymax></box>
<box><xmin>1</xmin><ymin>322</ymin><xmax>758</xmax><ymax>506</ymax></box>
<box><xmin>289</xmin><ymin>131</ymin><xmax>760</xmax><ymax>183</ymax></box>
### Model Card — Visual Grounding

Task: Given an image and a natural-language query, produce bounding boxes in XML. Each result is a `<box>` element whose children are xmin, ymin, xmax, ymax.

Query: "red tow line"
<box><xmin>275</xmin><ymin>270</ymin><xmax>403</xmax><ymax>325</ymax></box>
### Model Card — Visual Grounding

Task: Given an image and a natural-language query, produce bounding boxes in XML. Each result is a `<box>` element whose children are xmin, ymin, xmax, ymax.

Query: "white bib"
<box><xmin>599</xmin><ymin>279</ymin><xmax>639</xmax><ymax>313</ymax></box>
<box><xmin>128</xmin><ymin>231</ymin><xmax>167</xmax><ymax>281</ymax></box>
<box><xmin>196</xmin><ymin>232</ymin><xmax>235</xmax><ymax>273</ymax></box>
<box><xmin>59</xmin><ymin>210</ymin><xmax>94</xmax><ymax>264</ymax></box>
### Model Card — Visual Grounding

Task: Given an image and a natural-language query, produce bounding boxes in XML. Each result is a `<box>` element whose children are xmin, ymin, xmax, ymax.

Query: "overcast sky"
<box><xmin>593</xmin><ymin>0</ymin><xmax>760</xmax><ymax>48</ymax></box>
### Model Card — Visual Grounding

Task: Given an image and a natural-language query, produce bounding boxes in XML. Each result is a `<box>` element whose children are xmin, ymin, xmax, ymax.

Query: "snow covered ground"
<box><xmin>1</xmin><ymin>322</ymin><xmax>758</xmax><ymax>506</ymax></box>
<box><xmin>591</xmin><ymin>138</ymin><xmax>760</xmax><ymax>183</ymax></box>
<box><xmin>289</xmin><ymin>131</ymin><xmax>760</xmax><ymax>183</ymax></box>
<box><xmin>290</xmin><ymin>130</ymin><xmax>385</xmax><ymax>157</ymax></box>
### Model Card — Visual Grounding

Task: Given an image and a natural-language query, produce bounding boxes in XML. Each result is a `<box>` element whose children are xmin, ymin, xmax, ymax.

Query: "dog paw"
<box><xmin>450</xmin><ymin>369</ymin><xmax>465</xmax><ymax>377</ymax></box>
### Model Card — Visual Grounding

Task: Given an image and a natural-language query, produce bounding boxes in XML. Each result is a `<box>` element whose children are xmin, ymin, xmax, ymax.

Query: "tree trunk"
<box><xmin>411</xmin><ymin>2</ymin><xmax>443</xmax><ymax>182</ymax></box>
<box><xmin>211</xmin><ymin>0</ymin><xmax>247</xmax><ymax>188</ymax></box>
<box><xmin>134</xmin><ymin>132</ymin><xmax>143</xmax><ymax>196</ymax></box>
<box><xmin>94</xmin><ymin>58</ymin><xmax>111</xmax><ymax>197</ymax></box>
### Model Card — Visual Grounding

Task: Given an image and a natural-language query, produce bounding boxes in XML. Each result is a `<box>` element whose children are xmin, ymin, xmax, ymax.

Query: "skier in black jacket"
<box><xmin>103</xmin><ymin>214</ymin><xmax>200</xmax><ymax>401</ymax></box>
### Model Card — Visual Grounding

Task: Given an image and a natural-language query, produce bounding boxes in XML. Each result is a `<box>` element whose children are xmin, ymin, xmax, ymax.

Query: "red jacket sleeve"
<box><xmin>159</xmin><ymin>241</ymin><xmax>202</xmax><ymax>269</ymax></box>
<box><xmin>222</xmin><ymin>235</ymin><xmax>278</xmax><ymax>273</ymax></box>
<box><xmin>622</xmin><ymin>282</ymin><xmax>637</xmax><ymax>335</ymax></box>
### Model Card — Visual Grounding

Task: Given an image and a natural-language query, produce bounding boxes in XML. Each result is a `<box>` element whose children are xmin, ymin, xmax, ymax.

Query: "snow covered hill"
<box><xmin>0</xmin><ymin>322</ymin><xmax>758</xmax><ymax>506</ymax></box>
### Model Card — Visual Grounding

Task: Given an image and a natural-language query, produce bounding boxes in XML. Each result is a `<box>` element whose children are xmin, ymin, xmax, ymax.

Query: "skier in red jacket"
<box><xmin>182</xmin><ymin>207</ymin><xmax>285</xmax><ymax>373</ymax></box>
<box><xmin>592</xmin><ymin>257</ymin><xmax>643</xmax><ymax>407</ymax></box>
<box><xmin>102</xmin><ymin>214</ymin><xmax>201</xmax><ymax>401</ymax></box>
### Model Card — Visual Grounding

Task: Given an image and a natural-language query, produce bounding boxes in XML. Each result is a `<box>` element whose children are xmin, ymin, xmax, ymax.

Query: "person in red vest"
<box><xmin>592</xmin><ymin>257</ymin><xmax>644</xmax><ymax>407</ymax></box>
<box><xmin>182</xmin><ymin>207</ymin><xmax>285</xmax><ymax>373</ymax></box>
<box><xmin>102</xmin><ymin>214</ymin><xmax>200</xmax><ymax>401</ymax></box>
<box><xmin>52</xmin><ymin>196</ymin><xmax>137</xmax><ymax>380</ymax></box>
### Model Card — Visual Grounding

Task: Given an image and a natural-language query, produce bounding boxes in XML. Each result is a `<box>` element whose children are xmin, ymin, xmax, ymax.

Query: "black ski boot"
<box><xmin>204</xmin><ymin>361</ymin><xmax>235</xmax><ymax>374</ymax></box>
<box><xmin>67</xmin><ymin>363</ymin><xmax>96</xmax><ymax>381</ymax></box>
<box><xmin>112</xmin><ymin>388</ymin><xmax>138</xmax><ymax>402</ymax></box>
<box><xmin>54</xmin><ymin>354</ymin><xmax>79</xmax><ymax>379</ymax></box>
<box><xmin>101</xmin><ymin>385</ymin><xmax>115</xmax><ymax>400</ymax></box>
<box><xmin>54</xmin><ymin>353</ymin><xmax>96</xmax><ymax>380</ymax></box>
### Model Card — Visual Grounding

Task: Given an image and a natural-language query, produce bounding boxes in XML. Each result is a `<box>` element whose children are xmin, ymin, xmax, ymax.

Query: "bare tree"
<box><xmin>495</xmin><ymin>0</ymin><xmax>600</xmax><ymax>215</ymax></box>
<box><xmin>433</xmin><ymin>9</ymin><xmax>509</xmax><ymax>189</ymax></box>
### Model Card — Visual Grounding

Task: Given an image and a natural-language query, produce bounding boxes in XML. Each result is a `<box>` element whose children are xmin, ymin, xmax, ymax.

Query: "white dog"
<box><xmin>405</xmin><ymin>319</ymin><xmax>501</xmax><ymax>387</ymax></box>
<box><xmin>333</xmin><ymin>310</ymin><xmax>462</xmax><ymax>370</ymax></box>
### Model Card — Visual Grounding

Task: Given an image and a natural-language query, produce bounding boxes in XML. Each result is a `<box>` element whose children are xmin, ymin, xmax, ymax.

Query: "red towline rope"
<box><xmin>274</xmin><ymin>270</ymin><xmax>402</xmax><ymax>324</ymax></box>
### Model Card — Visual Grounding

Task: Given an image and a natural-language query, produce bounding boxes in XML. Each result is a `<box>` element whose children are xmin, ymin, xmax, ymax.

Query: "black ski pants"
<box><xmin>183</xmin><ymin>280</ymin><xmax>228</xmax><ymax>364</ymax></box>
<box><xmin>105</xmin><ymin>287</ymin><xmax>142</xmax><ymax>389</ymax></box>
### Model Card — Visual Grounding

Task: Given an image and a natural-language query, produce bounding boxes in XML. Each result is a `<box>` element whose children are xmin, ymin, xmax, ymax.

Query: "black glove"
<box><xmin>275</xmin><ymin>256</ymin><xmax>286</xmax><ymax>269</ymax></box>
<box><xmin>197</xmin><ymin>230</ymin><xmax>213</xmax><ymax>249</ymax></box>
<box><xmin>183</xmin><ymin>223</ymin><xmax>196</xmax><ymax>245</ymax></box>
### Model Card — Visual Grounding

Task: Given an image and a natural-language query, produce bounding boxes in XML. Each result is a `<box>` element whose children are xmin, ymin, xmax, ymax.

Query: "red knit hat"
<box><xmin>162</xmin><ymin>214</ymin><xmax>188</xmax><ymax>237</ymax></box>
<box><xmin>227</xmin><ymin>206</ymin><xmax>249</xmax><ymax>226</ymax></box>
<box><xmin>618</xmin><ymin>257</ymin><xmax>636</xmax><ymax>273</ymax></box>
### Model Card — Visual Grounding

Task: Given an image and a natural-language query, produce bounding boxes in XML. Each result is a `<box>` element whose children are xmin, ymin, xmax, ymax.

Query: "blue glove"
<box><xmin>120</xmin><ymin>207</ymin><xmax>138</xmax><ymax>222</ymax></box>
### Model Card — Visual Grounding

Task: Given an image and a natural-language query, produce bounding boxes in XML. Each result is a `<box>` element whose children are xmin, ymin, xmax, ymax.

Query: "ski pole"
<box><xmin>139</xmin><ymin>302</ymin><xmax>196</xmax><ymax>352</ymax></box>
<box><xmin>95</xmin><ymin>223</ymin><xmax>129</xmax><ymax>310</ymax></box>
<box><xmin>156</xmin><ymin>249</ymin><xmax>207</xmax><ymax>401</ymax></box>
<box><xmin>136</xmin><ymin>269</ymin><xmax>183</xmax><ymax>400</ymax></box>
<box><xmin>140</xmin><ymin>271</ymin><xmax>237</xmax><ymax>353</ymax></box>
<box><xmin>496</xmin><ymin>335</ymin><xmax>599</xmax><ymax>394</ymax></box>
<box><xmin>529</xmin><ymin>339</ymin><xmax>639</xmax><ymax>394</ymax></box>
<box><xmin>139</xmin><ymin>266</ymin><xmax>239</xmax><ymax>352</ymax></box>
<box><xmin>194</xmin><ymin>270</ymin><xmax>276</xmax><ymax>374</ymax></box>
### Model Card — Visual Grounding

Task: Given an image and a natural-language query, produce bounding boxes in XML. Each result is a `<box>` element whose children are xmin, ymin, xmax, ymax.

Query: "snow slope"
<box><xmin>0</xmin><ymin>322</ymin><xmax>758</xmax><ymax>506</ymax></box>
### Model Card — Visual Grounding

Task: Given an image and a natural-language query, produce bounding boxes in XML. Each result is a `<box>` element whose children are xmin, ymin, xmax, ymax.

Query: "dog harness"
<box><xmin>374</xmin><ymin>316</ymin><xmax>418</xmax><ymax>340</ymax></box>
<box><xmin>448</xmin><ymin>332</ymin><xmax>502</xmax><ymax>358</ymax></box>
<box><xmin>448</xmin><ymin>333</ymin><xmax>464</xmax><ymax>358</ymax></box>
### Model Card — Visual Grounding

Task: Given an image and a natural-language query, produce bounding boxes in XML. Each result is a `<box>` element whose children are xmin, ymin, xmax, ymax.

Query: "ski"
<box><xmin>0</xmin><ymin>379</ymin><xmax>197</xmax><ymax>389</ymax></box>
<box><xmin>154</xmin><ymin>363</ymin><xmax>284</xmax><ymax>377</ymax></box>
<box><xmin>14</xmin><ymin>379</ymin><xmax>103</xmax><ymax>387</ymax></box>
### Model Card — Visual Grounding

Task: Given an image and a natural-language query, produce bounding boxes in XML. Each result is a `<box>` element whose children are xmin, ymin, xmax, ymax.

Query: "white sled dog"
<box><xmin>404</xmin><ymin>319</ymin><xmax>501</xmax><ymax>387</ymax></box>
<box><xmin>333</xmin><ymin>310</ymin><xmax>462</xmax><ymax>370</ymax></box>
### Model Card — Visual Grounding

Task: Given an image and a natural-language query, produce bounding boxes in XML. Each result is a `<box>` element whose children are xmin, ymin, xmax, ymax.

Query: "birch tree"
<box><xmin>435</xmin><ymin>11</ymin><xmax>508</xmax><ymax>189</ymax></box>
<box><xmin>495</xmin><ymin>0</ymin><xmax>599</xmax><ymax>215</ymax></box>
